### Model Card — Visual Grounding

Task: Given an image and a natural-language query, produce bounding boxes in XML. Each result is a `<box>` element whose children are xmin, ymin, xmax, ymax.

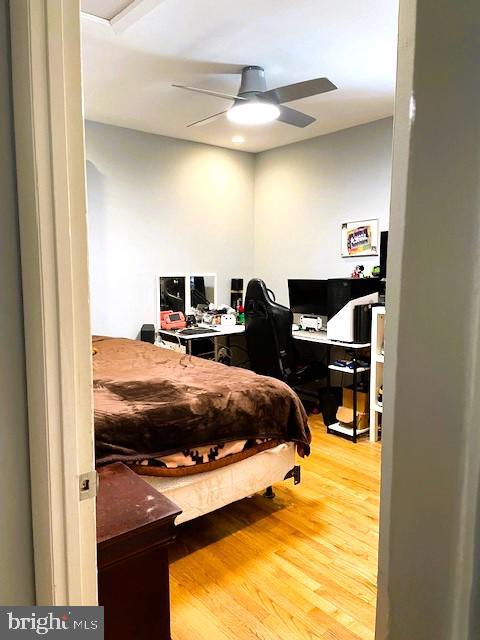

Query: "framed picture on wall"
<box><xmin>341</xmin><ymin>219</ymin><xmax>379</xmax><ymax>257</ymax></box>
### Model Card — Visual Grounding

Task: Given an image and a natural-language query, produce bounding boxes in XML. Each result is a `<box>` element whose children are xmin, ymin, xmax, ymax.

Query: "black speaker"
<box><xmin>140</xmin><ymin>324</ymin><xmax>155</xmax><ymax>344</ymax></box>
<box><xmin>230</xmin><ymin>278</ymin><xmax>244</xmax><ymax>310</ymax></box>
<box><xmin>379</xmin><ymin>231</ymin><xmax>389</xmax><ymax>279</ymax></box>
<box><xmin>354</xmin><ymin>304</ymin><xmax>373</xmax><ymax>343</ymax></box>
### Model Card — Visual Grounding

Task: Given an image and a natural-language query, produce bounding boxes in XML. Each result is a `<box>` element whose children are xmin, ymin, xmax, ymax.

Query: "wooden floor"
<box><xmin>169</xmin><ymin>416</ymin><xmax>381</xmax><ymax>640</ymax></box>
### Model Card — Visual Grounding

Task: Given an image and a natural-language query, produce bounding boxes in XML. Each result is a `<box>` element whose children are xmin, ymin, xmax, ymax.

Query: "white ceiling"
<box><xmin>80</xmin><ymin>0</ymin><xmax>398</xmax><ymax>153</ymax></box>
<box><xmin>82</xmin><ymin>0</ymin><xmax>133</xmax><ymax>21</ymax></box>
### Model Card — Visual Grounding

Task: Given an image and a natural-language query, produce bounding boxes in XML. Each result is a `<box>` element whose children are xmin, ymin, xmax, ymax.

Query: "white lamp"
<box><xmin>227</xmin><ymin>100</ymin><xmax>280</xmax><ymax>125</ymax></box>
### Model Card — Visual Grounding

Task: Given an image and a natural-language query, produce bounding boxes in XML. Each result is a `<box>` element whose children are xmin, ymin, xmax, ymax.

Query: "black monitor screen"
<box><xmin>288</xmin><ymin>279</ymin><xmax>329</xmax><ymax>316</ymax></box>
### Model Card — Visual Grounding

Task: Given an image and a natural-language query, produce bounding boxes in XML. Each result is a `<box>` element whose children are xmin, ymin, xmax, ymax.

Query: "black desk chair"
<box><xmin>244</xmin><ymin>279</ymin><xmax>327</xmax><ymax>401</ymax></box>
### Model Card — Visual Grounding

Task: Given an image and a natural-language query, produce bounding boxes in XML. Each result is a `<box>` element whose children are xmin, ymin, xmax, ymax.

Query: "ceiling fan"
<box><xmin>173</xmin><ymin>66</ymin><xmax>337</xmax><ymax>128</ymax></box>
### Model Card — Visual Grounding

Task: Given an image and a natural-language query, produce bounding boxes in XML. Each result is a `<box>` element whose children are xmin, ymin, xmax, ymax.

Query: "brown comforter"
<box><xmin>93</xmin><ymin>336</ymin><xmax>310</xmax><ymax>465</ymax></box>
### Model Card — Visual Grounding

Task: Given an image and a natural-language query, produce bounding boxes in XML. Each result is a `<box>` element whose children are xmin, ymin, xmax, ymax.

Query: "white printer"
<box><xmin>300</xmin><ymin>314</ymin><xmax>323</xmax><ymax>332</ymax></box>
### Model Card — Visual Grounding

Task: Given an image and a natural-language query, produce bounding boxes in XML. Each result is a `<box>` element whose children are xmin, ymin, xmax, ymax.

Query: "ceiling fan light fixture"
<box><xmin>178</xmin><ymin>67</ymin><xmax>337</xmax><ymax>129</ymax></box>
<box><xmin>227</xmin><ymin>101</ymin><xmax>280</xmax><ymax>125</ymax></box>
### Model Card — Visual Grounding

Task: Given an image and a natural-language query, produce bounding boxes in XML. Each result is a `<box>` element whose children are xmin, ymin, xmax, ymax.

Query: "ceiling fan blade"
<box><xmin>173</xmin><ymin>84</ymin><xmax>246</xmax><ymax>102</ymax></box>
<box><xmin>187</xmin><ymin>110</ymin><xmax>229</xmax><ymax>127</ymax></box>
<box><xmin>277</xmin><ymin>105</ymin><xmax>316</xmax><ymax>128</ymax></box>
<box><xmin>263</xmin><ymin>77</ymin><xmax>337</xmax><ymax>104</ymax></box>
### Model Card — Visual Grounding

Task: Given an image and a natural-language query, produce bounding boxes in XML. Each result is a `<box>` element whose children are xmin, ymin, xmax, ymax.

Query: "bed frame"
<box><xmin>143</xmin><ymin>442</ymin><xmax>301</xmax><ymax>525</ymax></box>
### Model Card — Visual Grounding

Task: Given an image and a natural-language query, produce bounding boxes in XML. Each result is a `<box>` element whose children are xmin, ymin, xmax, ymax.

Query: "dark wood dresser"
<box><xmin>96</xmin><ymin>462</ymin><xmax>181</xmax><ymax>640</ymax></box>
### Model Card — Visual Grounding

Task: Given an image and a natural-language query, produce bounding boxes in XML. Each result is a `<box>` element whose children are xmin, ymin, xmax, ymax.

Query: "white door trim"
<box><xmin>9</xmin><ymin>0</ymin><xmax>480</xmax><ymax>632</ymax></box>
<box><xmin>376</xmin><ymin>0</ymin><xmax>480</xmax><ymax>637</ymax></box>
<box><xmin>10</xmin><ymin>0</ymin><xmax>97</xmax><ymax>605</ymax></box>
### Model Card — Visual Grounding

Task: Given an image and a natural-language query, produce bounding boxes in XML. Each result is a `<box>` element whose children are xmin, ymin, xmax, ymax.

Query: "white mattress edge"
<box><xmin>144</xmin><ymin>441</ymin><xmax>297</xmax><ymax>524</ymax></box>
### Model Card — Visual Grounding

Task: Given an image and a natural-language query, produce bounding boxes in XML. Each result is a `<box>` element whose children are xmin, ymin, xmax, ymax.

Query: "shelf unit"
<box><xmin>326</xmin><ymin>348</ymin><xmax>371</xmax><ymax>444</ymax></box>
<box><xmin>328</xmin><ymin>364</ymin><xmax>370</xmax><ymax>374</ymax></box>
<box><xmin>328</xmin><ymin>422</ymin><xmax>370</xmax><ymax>438</ymax></box>
<box><xmin>369</xmin><ymin>306</ymin><xmax>385</xmax><ymax>442</ymax></box>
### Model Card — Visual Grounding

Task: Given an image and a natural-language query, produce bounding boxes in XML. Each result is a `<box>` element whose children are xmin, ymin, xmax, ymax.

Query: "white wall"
<box><xmin>86</xmin><ymin>121</ymin><xmax>255</xmax><ymax>338</ymax></box>
<box><xmin>86</xmin><ymin>118</ymin><xmax>392</xmax><ymax>337</ymax></box>
<box><xmin>254</xmin><ymin>118</ymin><xmax>392</xmax><ymax>305</ymax></box>
<box><xmin>0</xmin><ymin>0</ymin><xmax>35</xmax><ymax>605</ymax></box>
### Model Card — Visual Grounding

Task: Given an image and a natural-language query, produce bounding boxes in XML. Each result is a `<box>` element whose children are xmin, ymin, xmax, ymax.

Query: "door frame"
<box><xmin>9</xmin><ymin>0</ymin><xmax>480</xmax><ymax>632</ymax></box>
<box><xmin>9</xmin><ymin>0</ymin><xmax>97</xmax><ymax>605</ymax></box>
<box><xmin>376</xmin><ymin>0</ymin><xmax>480</xmax><ymax>637</ymax></box>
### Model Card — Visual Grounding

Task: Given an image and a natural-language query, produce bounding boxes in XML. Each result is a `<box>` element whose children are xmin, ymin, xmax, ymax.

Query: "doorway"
<box><xmin>10</xmin><ymin>2</ymin><xmax>480</xmax><ymax>639</ymax></box>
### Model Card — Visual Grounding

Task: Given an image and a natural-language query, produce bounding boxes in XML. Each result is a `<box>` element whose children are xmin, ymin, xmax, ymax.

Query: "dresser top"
<box><xmin>96</xmin><ymin>462</ymin><xmax>181</xmax><ymax>545</ymax></box>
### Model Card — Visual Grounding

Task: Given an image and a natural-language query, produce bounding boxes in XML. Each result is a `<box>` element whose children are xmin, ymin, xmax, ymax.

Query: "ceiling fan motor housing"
<box><xmin>238</xmin><ymin>66</ymin><xmax>268</xmax><ymax>97</ymax></box>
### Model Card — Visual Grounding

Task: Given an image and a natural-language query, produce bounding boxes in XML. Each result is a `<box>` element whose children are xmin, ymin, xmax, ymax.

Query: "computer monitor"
<box><xmin>288</xmin><ymin>279</ymin><xmax>329</xmax><ymax>316</ymax></box>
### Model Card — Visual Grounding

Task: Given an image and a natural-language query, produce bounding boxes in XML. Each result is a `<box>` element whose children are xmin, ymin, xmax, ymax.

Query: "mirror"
<box><xmin>189</xmin><ymin>274</ymin><xmax>216</xmax><ymax>309</ymax></box>
<box><xmin>159</xmin><ymin>276</ymin><xmax>186</xmax><ymax>314</ymax></box>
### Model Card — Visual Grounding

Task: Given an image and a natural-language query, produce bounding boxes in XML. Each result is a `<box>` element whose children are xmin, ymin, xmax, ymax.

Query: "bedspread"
<box><xmin>93</xmin><ymin>336</ymin><xmax>310</xmax><ymax>465</ymax></box>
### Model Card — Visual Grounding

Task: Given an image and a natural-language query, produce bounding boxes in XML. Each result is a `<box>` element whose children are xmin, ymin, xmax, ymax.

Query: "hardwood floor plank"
<box><xmin>170</xmin><ymin>416</ymin><xmax>381</xmax><ymax>640</ymax></box>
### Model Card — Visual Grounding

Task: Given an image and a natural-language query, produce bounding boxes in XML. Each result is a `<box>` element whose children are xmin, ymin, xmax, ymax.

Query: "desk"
<box><xmin>157</xmin><ymin>323</ymin><xmax>245</xmax><ymax>358</ymax></box>
<box><xmin>158</xmin><ymin>326</ymin><xmax>369</xmax><ymax>351</ymax></box>
<box><xmin>292</xmin><ymin>329</ymin><xmax>370</xmax><ymax>349</ymax></box>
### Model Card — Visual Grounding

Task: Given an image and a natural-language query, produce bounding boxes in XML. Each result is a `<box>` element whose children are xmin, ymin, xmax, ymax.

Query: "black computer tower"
<box><xmin>327</xmin><ymin>278</ymin><xmax>383</xmax><ymax>319</ymax></box>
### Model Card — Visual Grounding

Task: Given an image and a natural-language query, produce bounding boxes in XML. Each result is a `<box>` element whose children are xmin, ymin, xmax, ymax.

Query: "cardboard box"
<box><xmin>335</xmin><ymin>385</ymin><xmax>369</xmax><ymax>429</ymax></box>
<box><xmin>342</xmin><ymin>385</ymin><xmax>369</xmax><ymax>413</ymax></box>
<box><xmin>336</xmin><ymin>406</ymin><xmax>369</xmax><ymax>429</ymax></box>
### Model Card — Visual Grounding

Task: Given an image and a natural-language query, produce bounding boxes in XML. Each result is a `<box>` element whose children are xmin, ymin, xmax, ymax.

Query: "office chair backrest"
<box><xmin>244</xmin><ymin>279</ymin><xmax>295</xmax><ymax>381</ymax></box>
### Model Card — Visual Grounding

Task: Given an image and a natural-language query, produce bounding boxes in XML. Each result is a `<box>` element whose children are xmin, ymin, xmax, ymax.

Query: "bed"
<box><xmin>93</xmin><ymin>336</ymin><xmax>310</xmax><ymax>523</ymax></box>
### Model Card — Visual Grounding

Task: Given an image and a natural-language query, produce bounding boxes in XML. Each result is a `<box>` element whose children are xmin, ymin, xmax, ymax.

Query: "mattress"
<box><xmin>144</xmin><ymin>442</ymin><xmax>296</xmax><ymax>524</ymax></box>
